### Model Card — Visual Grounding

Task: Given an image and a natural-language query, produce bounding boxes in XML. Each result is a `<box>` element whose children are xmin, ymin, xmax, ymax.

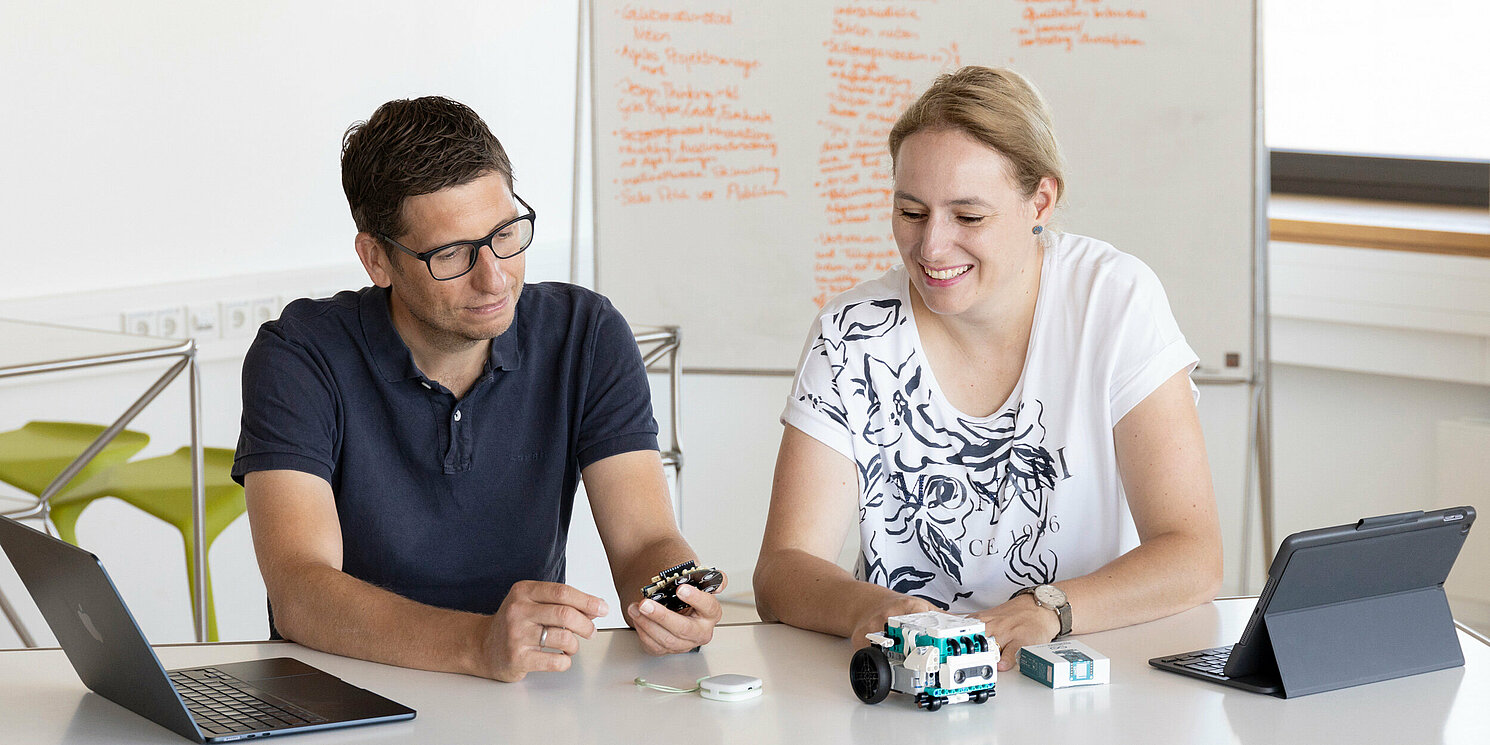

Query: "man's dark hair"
<box><xmin>341</xmin><ymin>96</ymin><xmax>514</xmax><ymax>242</ymax></box>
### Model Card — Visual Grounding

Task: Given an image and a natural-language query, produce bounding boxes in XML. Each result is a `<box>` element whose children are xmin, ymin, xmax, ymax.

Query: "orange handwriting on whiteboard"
<box><xmin>1011</xmin><ymin>0</ymin><xmax>1150</xmax><ymax>52</ymax></box>
<box><xmin>610</xmin><ymin>8</ymin><xmax>783</xmax><ymax>208</ymax></box>
<box><xmin>813</xmin><ymin>1</ymin><xmax>947</xmax><ymax>307</ymax></box>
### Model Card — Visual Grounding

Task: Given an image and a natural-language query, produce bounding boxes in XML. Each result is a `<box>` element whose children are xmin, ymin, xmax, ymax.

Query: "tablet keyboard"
<box><xmin>169</xmin><ymin>667</ymin><xmax>327</xmax><ymax>736</ymax></box>
<box><xmin>1152</xmin><ymin>645</ymin><xmax>1234</xmax><ymax>679</ymax></box>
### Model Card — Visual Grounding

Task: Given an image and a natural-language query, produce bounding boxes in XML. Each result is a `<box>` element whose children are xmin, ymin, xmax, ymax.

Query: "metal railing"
<box><xmin>632</xmin><ymin>326</ymin><xmax>683</xmax><ymax>524</ymax></box>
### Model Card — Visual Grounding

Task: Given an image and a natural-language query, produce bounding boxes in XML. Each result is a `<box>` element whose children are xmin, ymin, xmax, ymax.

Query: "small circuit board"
<box><xmin>641</xmin><ymin>561</ymin><xmax>724</xmax><ymax>613</ymax></box>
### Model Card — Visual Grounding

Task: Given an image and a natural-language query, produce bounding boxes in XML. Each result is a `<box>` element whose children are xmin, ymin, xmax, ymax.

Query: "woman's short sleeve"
<box><xmin>780</xmin><ymin>314</ymin><xmax>856</xmax><ymax>460</ymax></box>
<box><xmin>1105</xmin><ymin>256</ymin><xmax>1200</xmax><ymax>424</ymax></box>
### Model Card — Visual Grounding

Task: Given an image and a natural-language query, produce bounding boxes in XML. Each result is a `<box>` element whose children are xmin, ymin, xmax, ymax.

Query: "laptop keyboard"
<box><xmin>169</xmin><ymin>667</ymin><xmax>328</xmax><ymax>736</ymax></box>
<box><xmin>1153</xmin><ymin>644</ymin><xmax>1235</xmax><ymax>679</ymax></box>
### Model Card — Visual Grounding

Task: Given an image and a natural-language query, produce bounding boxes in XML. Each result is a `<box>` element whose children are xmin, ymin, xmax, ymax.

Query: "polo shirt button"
<box><xmin>453</xmin><ymin>410</ymin><xmax>462</xmax><ymax>422</ymax></box>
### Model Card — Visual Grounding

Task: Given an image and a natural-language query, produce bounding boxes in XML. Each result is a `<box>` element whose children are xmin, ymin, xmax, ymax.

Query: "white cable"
<box><xmin>633</xmin><ymin>676</ymin><xmax>703</xmax><ymax>694</ymax></box>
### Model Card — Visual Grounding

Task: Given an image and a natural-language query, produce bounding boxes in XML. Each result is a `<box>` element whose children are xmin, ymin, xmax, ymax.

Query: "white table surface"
<box><xmin>0</xmin><ymin>599</ymin><xmax>1484</xmax><ymax>744</ymax></box>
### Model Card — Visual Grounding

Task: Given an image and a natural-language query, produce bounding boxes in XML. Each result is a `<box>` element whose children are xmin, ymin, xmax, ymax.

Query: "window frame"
<box><xmin>1270</xmin><ymin>150</ymin><xmax>1490</xmax><ymax>208</ymax></box>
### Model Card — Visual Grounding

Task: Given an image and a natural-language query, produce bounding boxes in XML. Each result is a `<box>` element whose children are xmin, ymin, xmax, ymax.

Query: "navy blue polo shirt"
<box><xmin>232</xmin><ymin>282</ymin><xmax>658</xmax><ymax>616</ymax></box>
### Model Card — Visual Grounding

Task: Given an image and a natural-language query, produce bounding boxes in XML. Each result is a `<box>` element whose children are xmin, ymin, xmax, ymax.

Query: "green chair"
<box><xmin>0</xmin><ymin>421</ymin><xmax>151</xmax><ymax>520</ymax></box>
<box><xmin>57</xmin><ymin>446</ymin><xmax>246</xmax><ymax>642</ymax></box>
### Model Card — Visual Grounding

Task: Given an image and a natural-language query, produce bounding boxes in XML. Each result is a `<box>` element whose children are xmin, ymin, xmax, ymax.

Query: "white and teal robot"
<box><xmin>850</xmin><ymin>610</ymin><xmax>999</xmax><ymax>711</ymax></box>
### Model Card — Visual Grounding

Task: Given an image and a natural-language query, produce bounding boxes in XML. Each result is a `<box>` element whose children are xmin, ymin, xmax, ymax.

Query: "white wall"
<box><xmin>0</xmin><ymin>0</ymin><xmax>580</xmax><ymax>303</ymax></box>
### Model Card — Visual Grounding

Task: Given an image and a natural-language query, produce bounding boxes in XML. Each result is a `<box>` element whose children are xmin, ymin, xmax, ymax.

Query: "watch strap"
<box><xmin>1053</xmin><ymin>599</ymin><xmax>1072</xmax><ymax>638</ymax></box>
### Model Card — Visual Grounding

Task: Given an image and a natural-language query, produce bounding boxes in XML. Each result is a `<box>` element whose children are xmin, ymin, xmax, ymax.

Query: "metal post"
<box><xmin>571</xmin><ymin>0</ymin><xmax>588</xmax><ymax>286</ymax></box>
<box><xmin>0</xmin><ymin>584</ymin><xmax>36</xmax><ymax>648</ymax></box>
<box><xmin>188</xmin><ymin>347</ymin><xmax>207</xmax><ymax>643</ymax></box>
<box><xmin>1239</xmin><ymin>380</ymin><xmax>1263</xmax><ymax>591</ymax></box>
<box><xmin>634</xmin><ymin>327</ymin><xmax>684</xmax><ymax>528</ymax></box>
<box><xmin>668</xmin><ymin>327</ymin><xmax>683</xmax><ymax>526</ymax></box>
<box><xmin>1249</xmin><ymin>0</ymin><xmax>1276</xmax><ymax>574</ymax></box>
<box><xmin>1256</xmin><ymin>370</ymin><xmax>1276</xmax><ymax>566</ymax></box>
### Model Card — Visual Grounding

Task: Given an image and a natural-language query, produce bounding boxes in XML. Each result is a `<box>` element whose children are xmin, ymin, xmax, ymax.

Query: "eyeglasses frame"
<box><xmin>376</xmin><ymin>193</ymin><xmax>537</xmax><ymax>281</ymax></box>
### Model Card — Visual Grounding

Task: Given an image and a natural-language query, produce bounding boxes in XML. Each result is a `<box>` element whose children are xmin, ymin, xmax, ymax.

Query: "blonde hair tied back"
<box><xmin>888</xmin><ymin>66</ymin><xmax>1066</xmax><ymax>209</ymax></box>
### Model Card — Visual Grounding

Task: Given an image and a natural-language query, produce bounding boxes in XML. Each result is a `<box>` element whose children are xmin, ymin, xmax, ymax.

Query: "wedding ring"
<box><xmin>538</xmin><ymin>626</ymin><xmax>550</xmax><ymax>648</ymax></box>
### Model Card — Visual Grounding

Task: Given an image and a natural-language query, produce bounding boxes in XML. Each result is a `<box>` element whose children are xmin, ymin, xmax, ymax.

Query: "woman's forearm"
<box><xmin>754</xmin><ymin>547</ymin><xmax>910</xmax><ymax>637</ymax></box>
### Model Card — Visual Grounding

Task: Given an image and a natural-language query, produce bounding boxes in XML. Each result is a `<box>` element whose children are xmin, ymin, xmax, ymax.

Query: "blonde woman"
<box><xmin>755</xmin><ymin>67</ymin><xmax>1222</xmax><ymax>671</ymax></box>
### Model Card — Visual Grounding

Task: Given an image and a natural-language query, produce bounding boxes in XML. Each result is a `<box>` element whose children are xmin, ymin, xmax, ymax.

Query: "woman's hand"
<box><xmin>970</xmin><ymin>593</ymin><xmax>1061</xmax><ymax>671</ymax></box>
<box><xmin>847</xmin><ymin>594</ymin><xmax>939</xmax><ymax>652</ymax></box>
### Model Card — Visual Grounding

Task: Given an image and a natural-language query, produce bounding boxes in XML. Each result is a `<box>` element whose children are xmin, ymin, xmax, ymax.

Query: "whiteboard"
<box><xmin>592</xmin><ymin>0</ymin><xmax>1258</xmax><ymax>375</ymax></box>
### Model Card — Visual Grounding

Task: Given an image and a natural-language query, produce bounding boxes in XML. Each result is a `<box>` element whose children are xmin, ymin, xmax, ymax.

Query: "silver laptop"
<box><xmin>0</xmin><ymin>516</ymin><xmax>415</xmax><ymax>742</ymax></box>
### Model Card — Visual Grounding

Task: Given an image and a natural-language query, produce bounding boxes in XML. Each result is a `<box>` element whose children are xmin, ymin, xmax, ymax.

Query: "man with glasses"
<box><xmin>232</xmin><ymin>97</ymin><xmax>721</xmax><ymax>682</ymax></box>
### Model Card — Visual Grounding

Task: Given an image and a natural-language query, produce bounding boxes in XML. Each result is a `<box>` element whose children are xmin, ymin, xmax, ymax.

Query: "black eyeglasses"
<box><xmin>378</xmin><ymin>194</ymin><xmax>536</xmax><ymax>281</ymax></box>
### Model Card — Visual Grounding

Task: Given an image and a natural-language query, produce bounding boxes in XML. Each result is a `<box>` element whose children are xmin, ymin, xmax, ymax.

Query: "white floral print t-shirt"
<box><xmin>781</xmin><ymin>232</ymin><xmax>1199</xmax><ymax>611</ymax></box>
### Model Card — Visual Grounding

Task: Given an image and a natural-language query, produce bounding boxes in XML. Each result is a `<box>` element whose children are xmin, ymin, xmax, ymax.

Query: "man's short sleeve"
<box><xmin>575</xmin><ymin>299</ymin><xmax>660</xmax><ymax>469</ymax></box>
<box><xmin>232</xmin><ymin>323</ymin><xmax>340</xmax><ymax>485</ymax></box>
<box><xmin>780</xmin><ymin>315</ymin><xmax>855</xmax><ymax>460</ymax></box>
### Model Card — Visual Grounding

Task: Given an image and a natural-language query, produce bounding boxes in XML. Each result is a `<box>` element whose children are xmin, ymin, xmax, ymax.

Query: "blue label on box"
<box><xmin>1054</xmin><ymin>648</ymin><xmax>1094</xmax><ymax>681</ymax></box>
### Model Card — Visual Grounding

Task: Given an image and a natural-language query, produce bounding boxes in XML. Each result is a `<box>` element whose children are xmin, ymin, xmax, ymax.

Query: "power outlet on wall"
<box><xmin>122</xmin><ymin>309</ymin><xmax>159</xmax><ymax>337</ymax></box>
<box><xmin>250</xmin><ymin>296</ymin><xmax>280</xmax><ymax>326</ymax></box>
<box><xmin>156</xmin><ymin>306</ymin><xmax>188</xmax><ymax>338</ymax></box>
<box><xmin>220</xmin><ymin>300</ymin><xmax>254</xmax><ymax>338</ymax></box>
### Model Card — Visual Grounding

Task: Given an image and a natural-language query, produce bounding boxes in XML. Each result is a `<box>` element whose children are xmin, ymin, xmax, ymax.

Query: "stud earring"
<box><xmin>1032</xmin><ymin>225</ymin><xmax>1044</xmax><ymax>235</ymax></box>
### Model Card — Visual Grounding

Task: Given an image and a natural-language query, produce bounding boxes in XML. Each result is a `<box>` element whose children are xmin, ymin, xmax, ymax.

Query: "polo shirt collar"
<box><xmin>488</xmin><ymin>299</ymin><xmax>523</xmax><ymax>372</ymax></box>
<box><xmin>359</xmin><ymin>285</ymin><xmax>525</xmax><ymax>383</ymax></box>
<box><xmin>360</xmin><ymin>286</ymin><xmax>420</xmax><ymax>383</ymax></box>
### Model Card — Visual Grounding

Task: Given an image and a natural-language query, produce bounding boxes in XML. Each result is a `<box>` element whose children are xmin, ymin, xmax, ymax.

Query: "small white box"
<box><xmin>1019</xmin><ymin>641</ymin><xmax>1109</xmax><ymax>689</ymax></box>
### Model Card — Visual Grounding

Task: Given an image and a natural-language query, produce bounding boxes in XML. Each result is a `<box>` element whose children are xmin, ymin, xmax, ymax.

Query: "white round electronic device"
<box><xmin>697</xmin><ymin>674</ymin><xmax>763</xmax><ymax>702</ymax></box>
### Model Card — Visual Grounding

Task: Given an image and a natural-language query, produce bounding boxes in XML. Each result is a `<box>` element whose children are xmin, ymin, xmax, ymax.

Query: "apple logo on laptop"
<box><xmin>77</xmin><ymin>604</ymin><xmax>104</xmax><ymax>643</ymax></box>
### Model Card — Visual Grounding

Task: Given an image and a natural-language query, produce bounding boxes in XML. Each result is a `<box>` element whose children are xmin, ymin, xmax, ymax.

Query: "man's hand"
<box><xmin>971</xmin><ymin>593</ymin><xmax>1061</xmax><ymax>671</ymax></box>
<box><xmin>478</xmin><ymin>581</ymin><xmax>609</xmax><ymax>682</ymax></box>
<box><xmin>847</xmin><ymin>594</ymin><xmax>938</xmax><ymax>652</ymax></box>
<box><xmin>627</xmin><ymin>575</ymin><xmax>727</xmax><ymax>655</ymax></box>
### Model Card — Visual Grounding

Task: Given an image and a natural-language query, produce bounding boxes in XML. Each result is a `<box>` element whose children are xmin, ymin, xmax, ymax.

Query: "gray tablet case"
<box><xmin>1222</xmin><ymin>507</ymin><xmax>1474</xmax><ymax>697</ymax></box>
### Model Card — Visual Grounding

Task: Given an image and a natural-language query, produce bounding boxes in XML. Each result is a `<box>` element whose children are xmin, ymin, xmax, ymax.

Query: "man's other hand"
<box><xmin>479</xmin><ymin>580</ymin><xmax>608</xmax><ymax>682</ymax></box>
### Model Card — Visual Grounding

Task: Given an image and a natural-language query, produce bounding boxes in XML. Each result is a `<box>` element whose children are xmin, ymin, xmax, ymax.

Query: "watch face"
<box><xmin>1034</xmin><ymin>585</ymin><xmax>1066</xmax><ymax>608</ymax></box>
